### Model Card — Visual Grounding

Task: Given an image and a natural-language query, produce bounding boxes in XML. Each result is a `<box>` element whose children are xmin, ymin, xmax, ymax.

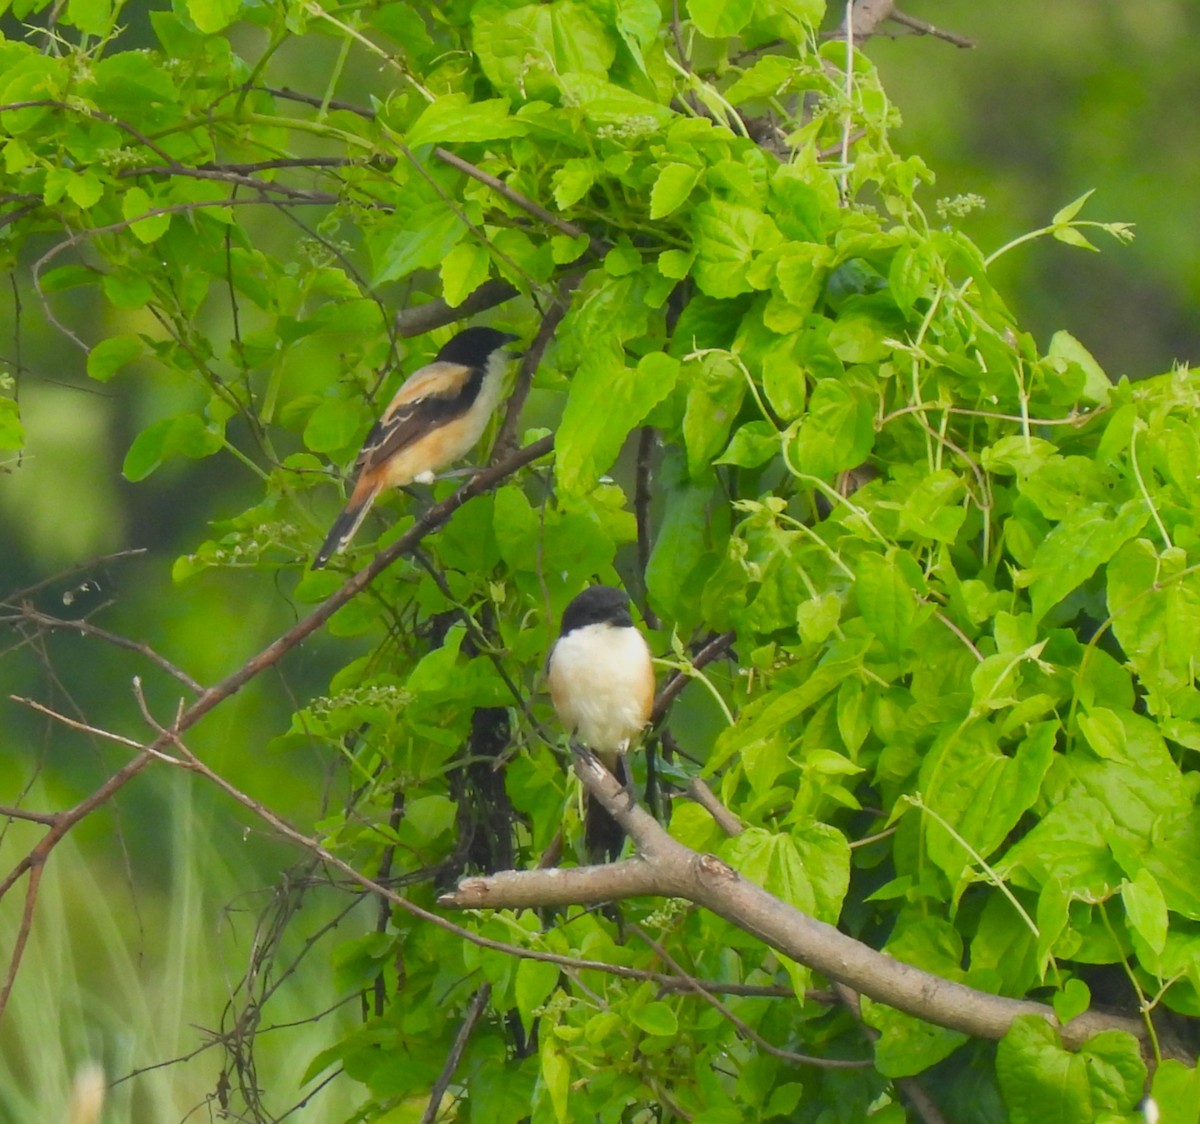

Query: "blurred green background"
<box><xmin>1</xmin><ymin>1</ymin><xmax>1196</xmax><ymax>1116</ymax></box>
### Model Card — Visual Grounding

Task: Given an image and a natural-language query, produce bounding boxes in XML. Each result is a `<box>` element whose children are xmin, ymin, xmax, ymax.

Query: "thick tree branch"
<box><xmin>440</xmin><ymin>753</ymin><xmax>1159</xmax><ymax>1055</ymax></box>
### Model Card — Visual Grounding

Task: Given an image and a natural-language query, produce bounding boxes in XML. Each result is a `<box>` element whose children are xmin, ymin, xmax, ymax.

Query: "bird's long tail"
<box><xmin>311</xmin><ymin>485</ymin><xmax>380</xmax><ymax>569</ymax></box>
<box><xmin>584</xmin><ymin>751</ymin><xmax>630</xmax><ymax>861</ymax></box>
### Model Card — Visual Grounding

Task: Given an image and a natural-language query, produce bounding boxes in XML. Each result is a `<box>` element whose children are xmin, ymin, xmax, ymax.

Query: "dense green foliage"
<box><xmin>1</xmin><ymin>0</ymin><xmax>1198</xmax><ymax>1121</ymax></box>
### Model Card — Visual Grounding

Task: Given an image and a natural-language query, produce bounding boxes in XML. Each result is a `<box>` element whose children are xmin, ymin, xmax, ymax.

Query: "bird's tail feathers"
<box><xmin>584</xmin><ymin>753</ymin><xmax>629</xmax><ymax>862</ymax></box>
<box><xmin>311</xmin><ymin>488</ymin><xmax>379</xmax><ymax>569</ymax></box>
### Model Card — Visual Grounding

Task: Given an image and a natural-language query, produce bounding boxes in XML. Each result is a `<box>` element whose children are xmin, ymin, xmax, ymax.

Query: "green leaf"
<box><xmin>682</xmin><ymin>353</ymin><xmax>746</xmax><ymax>479</ymax></box>
<box><xmin>87</xmin><ymin>335</ymin><xmax>143</xmax><ymax>382</ymax></box>
<box><xmin>1047</xmin><ymin>331</ymin><xmax>1111</xmax><ymax>405</ymax></box>
<box><xmin>920</xmin><ymin>719</ymin><xmax>1057</xmax><ymax>883</ymax></box>
<box><xmin>66</xmin><ymin>0</ymin><xmax>112</xmax><ymax>35</ymax></box>
<box><xmin>121</xmin><ymin>185</ymin><xmax>170</xmax><ymax>243</ymax></box>
<box><xmin>854</xmin><ymin>550</ymin><xmax>917</xmax><ymax>661</ymax></box>
<box><xmin>551</xmin><ymin>158</ymin><xmax>596</xmax><ymax>209</ymax></box>
<box><xmin>1122</xmin><ymin>868</ymin><xmax>1168</xmax><ymax>955</ymax></box>
<box><xmin>539</xmin><ymin>1036</ymin><xmax>571</xmax><ymax>1124</ymax></box>
<box><xmin>186</xmin><ymin>0</ymin><xmax>240</xmax><ymax>33</ymax></box>
<box><xmin>687</xmin><ymin>0</ymin><xmax>753</xmax><ymax>38</ymax></box>
<box><xmin>1052</xmin><ymin>189</ymin><xmax>1095</xmax><ymax>226</ymax></box>
<box><xmin>650</xmin><ymin>163</ymin><xmax>701</xmax><ymax>220</ymax></box>
<box><xmin>1107</xmin><ymin>539</ymin><xmax>1200</xmax><ymax>717</ymax></box>
<box><xmin>123</xmin><ymin>414</ymin><xmax>223</xmax><ymax>481</ymax></box>
<box><xmin>440</xmin><ymin>241</ymin><xmax>491</xmax><ymax>308</ymax></box>
<box><xmin>630</xmin><ymin>1000</ymin><xmax>678</xmax><ymax>1037</ymax></box>
<box><xmin>1027</xmin><ymin>500</ymin><xmax>1147</xmax><ymax>622</ymax></box>
<box><xmin>1150</xmin><ymin>1060</ymin><xmax>1200</xmax><ymax>1124</ymax></box>
<box><xmin>724</xmin><ymin>56</ymin><xmax>797</xmax><ymax>105</ymax></box>
<box><xmin>407</xmin><ymin>94</ymin><xmax>527</xmax><ymax>147</ymax></box>
<box><xmin>716</xmin><ymin>421</ymin><xmax>779</xmax><ymax>469</ymax></box>
<box><xmin>0</xmin><ymin>396</ymin><xmax>24</xmax><ymax>452</ymax></box>
<box><xmin>691</xmin><ymin>200</ymin><xmax>775</xmax><ymax>299</ymax></box>
<box><xmin>515</xmin><ymin>958</ymin><xmax>559</xmax><ymax>1027</ymax></box>
<box><xmin>304</xmin><ymin>397</ymin><xmax>369</xmax><ymax>456</ymax></box>
<box><xmin>373</xmin><ymin>205</ymin><xmax>464</xmax><ymax>285</ymax></box>
<box><xmin>787</xmin><ymin>376</ymin><xmax>875</xmax><ymax>478</ymax></box>
<box><xmin>556</xmin><ymin>349</ymin><xmax>678</xmax><ymax>494</ymax></box>
<box><xmin>996</xmin><ymin>1017</ymin><xmax>1090</xmax><ymax>1124</ymax></box>
<box><xmin>473</xmin><ymin>0</ymin><xmax>614</xmax><ymax>101</ymax></box>
<box><xmin>1051</xmin><ymin>978</ymin><xmax>1090</xmax><ymax>1024</ymax></box>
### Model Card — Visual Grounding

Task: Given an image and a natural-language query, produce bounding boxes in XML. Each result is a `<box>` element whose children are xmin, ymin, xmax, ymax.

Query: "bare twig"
<box><xmin>420</xmin><ymin>985</ymin><xmax>492</xmax><ymax>1124</ymax></box>
<box><xmin>632</xmin><ymin>924</ymin><xmax>869</xmax><ymax>1069</ymax></box>
<box><xmin>433</xmin><ymin>147</ymin><xmax>609</xmax><ymax>258</ymax></box>
<box><xmin>10</xmin><ymin>606</ymin><xmax>203</xmax><ymax>694</ymax></box>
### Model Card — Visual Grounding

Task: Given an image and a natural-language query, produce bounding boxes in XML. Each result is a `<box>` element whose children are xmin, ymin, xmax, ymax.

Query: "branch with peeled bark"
<box><xmin>440</xmin><ymin>751</ymin><xmax>1160</xmax><ymax>1055</ymax></box>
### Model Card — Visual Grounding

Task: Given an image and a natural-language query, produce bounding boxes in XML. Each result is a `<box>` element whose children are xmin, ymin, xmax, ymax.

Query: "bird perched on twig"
<box><xmin>547</xmin><ymin>585</ymin><xmax>655</xmax><ymax>859</ymax></box>
<box><xmin>311</xmin><ymin>326</ymin><xmax>519</xmax><ymax>569</ymax></box>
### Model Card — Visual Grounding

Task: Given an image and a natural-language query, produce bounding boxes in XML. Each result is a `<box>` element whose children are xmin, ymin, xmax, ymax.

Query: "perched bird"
<box><xmin>547</xmin><ymin>585</ymin><xmax>655</xmax><ymax>858</ymax></box>
<box><xmin>312</xmin><ymin>326</ymin><xmax>518</xmax><ymax>568</ymax></box>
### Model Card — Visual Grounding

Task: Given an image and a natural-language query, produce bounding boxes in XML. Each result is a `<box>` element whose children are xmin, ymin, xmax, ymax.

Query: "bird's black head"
<box><xmin>559</xmin><ymin>585</ymin><xmax>635</xmax><ymax>635</ymax></box>
<box><xmin>434</xmin><ymin>326</ymin><xmax>519</xmax><ymax>368</ymax></box>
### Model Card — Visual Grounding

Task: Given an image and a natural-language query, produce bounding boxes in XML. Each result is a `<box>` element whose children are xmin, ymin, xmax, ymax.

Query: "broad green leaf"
<box><xmin>1047</xmin><ymin>330</ymin><xmax>1111</xmax><ymax>405</ymax></box>
<box><xmin>407</xmin><ymin>95</ymin><xmax>527</xmax><ymax>147</ymax></box>
<box><xmin>920</xmin><ymin>719</ymin><xmax>1056</xmax><ymax>883</ymax></box>
<box><xmin>87</xmin><ymin>335</ymin><xmax>143</xmax><ymax>382</ymax></box>
<box><xmin>724</xmin><ymin>56</ymin><xmax>797</xmax><ymax>105</ymax></box>
<box><xmin>1027</xmin><ymin>499</ymin><xmax>1147</xmax><ymax>622</ymax></box>
<box><xmin>515</xmin><ymin>958</ymin><xmax>559</xmax><ymax>1027</ymax></box>
<box><xmin>649</xmin><ymin>163</ymin><xmax>701</xmax><ymax>220</ymax></box>
<box><xmin>998</xmin><ymin>797</ymin><xmax>1122</xmax><ymax>904</ymax></box>
<box><xmin>440</xmin><ymin>241</ymin><xmax>491</xmax><ymax>308</ymax></box>
<box><xmin>304</xmin><ymin>397</ymin><xmax>369</xmax><ymax>455</ymax></box>
<box><xmin>682</xmin><ymin>353</ymin><xmax>746</xmax><ymax>479</ymax></box>
<box><xmin>557</xmin><ymin>349</ymin><xmax>678</xmax><ymax>494</ymax></box>
<box><xmin>186</xmin><ymin>0</ymin><xmax>240</xmax><ymax>32</ymax></box>
<box><xmin>1107</xmin><ymin>539</ymin><xmax>1200</xmax><ymax>717</ymax></box>
<box><xmin>691</xmin><ymin>200</ymin><xmax>776</xmax><ymax>299</ymax></box>
<box><xmin>1122</xmin><ymin>868</ymin><xmax>1168</xmax><ymax>955</ymax></box>
<box><xmin>996</xmin><ymin>1017</ymin><xmax>1090</xmax><ymax>1124</ymax></box>
<box><xmin>473</xmin><ymin>0</ymin><xmax>615</xmax><ymax>101</ymax></box>
<box><xmin>854</xmin><ymin>550</ymin><xmax>916</xmax><ymax>660</ymax></box>
<box><xmin>123</xmin><ymin>414</ymin><xmax>223</xmax><ymax>481</ymax></box>
<box><xmin>788</xmin><ymin>376</ymin><xmax>875</xmax><ymax>478</ymax></box>
<box><xmin>66</xmin><ymin>0</ymin><xmax>112</xmax><ymax>35</ymax></box>
<box><xmin>1150</xmin><ymin>1060</ymin><xmax>1200</xmax><ymax>1124</ymax></box>
<box><xmin>551</xmin><ymin>158</ymin><xmax>596</xmax><ymax>209</ymax></box>
<box><xmin>373</xmin><ymin>205</ymin><xmax>464</xmax><ymax>285</ymax></box>
<box><xmin>630</xmin><ymin>1001</ymin><xmax>678</xmax><ymax>1037</ymax></box>
<box><xmin>716</xmin><ymin>421</ymin><xmax>779</xmax><ymax>469</ymax></box>
<box><xmin>687</xmin><ymin>0</ymin><xmax>752</xmax><ymax>37</ymax></box>
<box><xmin>120</xmin><ymin>185</ymin><xmax>170</xmax><ymax>243</ymax></box>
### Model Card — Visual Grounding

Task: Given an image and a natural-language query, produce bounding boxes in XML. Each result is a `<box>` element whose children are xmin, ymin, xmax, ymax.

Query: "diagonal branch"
<box><xmin>439</xmin><ymin>751</ymin><xmax>1161</xmax><ymax>1055</ymax></box>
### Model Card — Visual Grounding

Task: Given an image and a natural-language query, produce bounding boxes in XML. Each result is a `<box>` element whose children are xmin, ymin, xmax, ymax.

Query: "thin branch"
<box><xmin>632</xmin><ymin>924</ymin><xmax>869</xmax><ymax>1069</ymax></box>
<box><xmin>433</xmin><ymin>147</ymin><xmax>609</xmax><ymax>258</ymax></box>
<box><xmin>888</xmin><ymin>10</ymin><xmax>975</xmax><ymax>48</ymax></box>
<box><xmin>652</xmin><ymin>631</ymin><xmax>735</xmax><ymax>722</ymax></box>
<box><xmin>420</xmin><ymin>985</ymin><xmax>492</xmax><ymax>1124</ymax></box>
<box><xmin>11</xmin><ymin>606</ymin><xmax>203</xmax><ymax>694</ymax></box>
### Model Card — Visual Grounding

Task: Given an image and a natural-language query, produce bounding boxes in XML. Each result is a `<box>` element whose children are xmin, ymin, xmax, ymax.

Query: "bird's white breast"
<box><xmin>549</xmin><ymin>623</ymin><xmax>652</xmax><ymax>754</ymax></box>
